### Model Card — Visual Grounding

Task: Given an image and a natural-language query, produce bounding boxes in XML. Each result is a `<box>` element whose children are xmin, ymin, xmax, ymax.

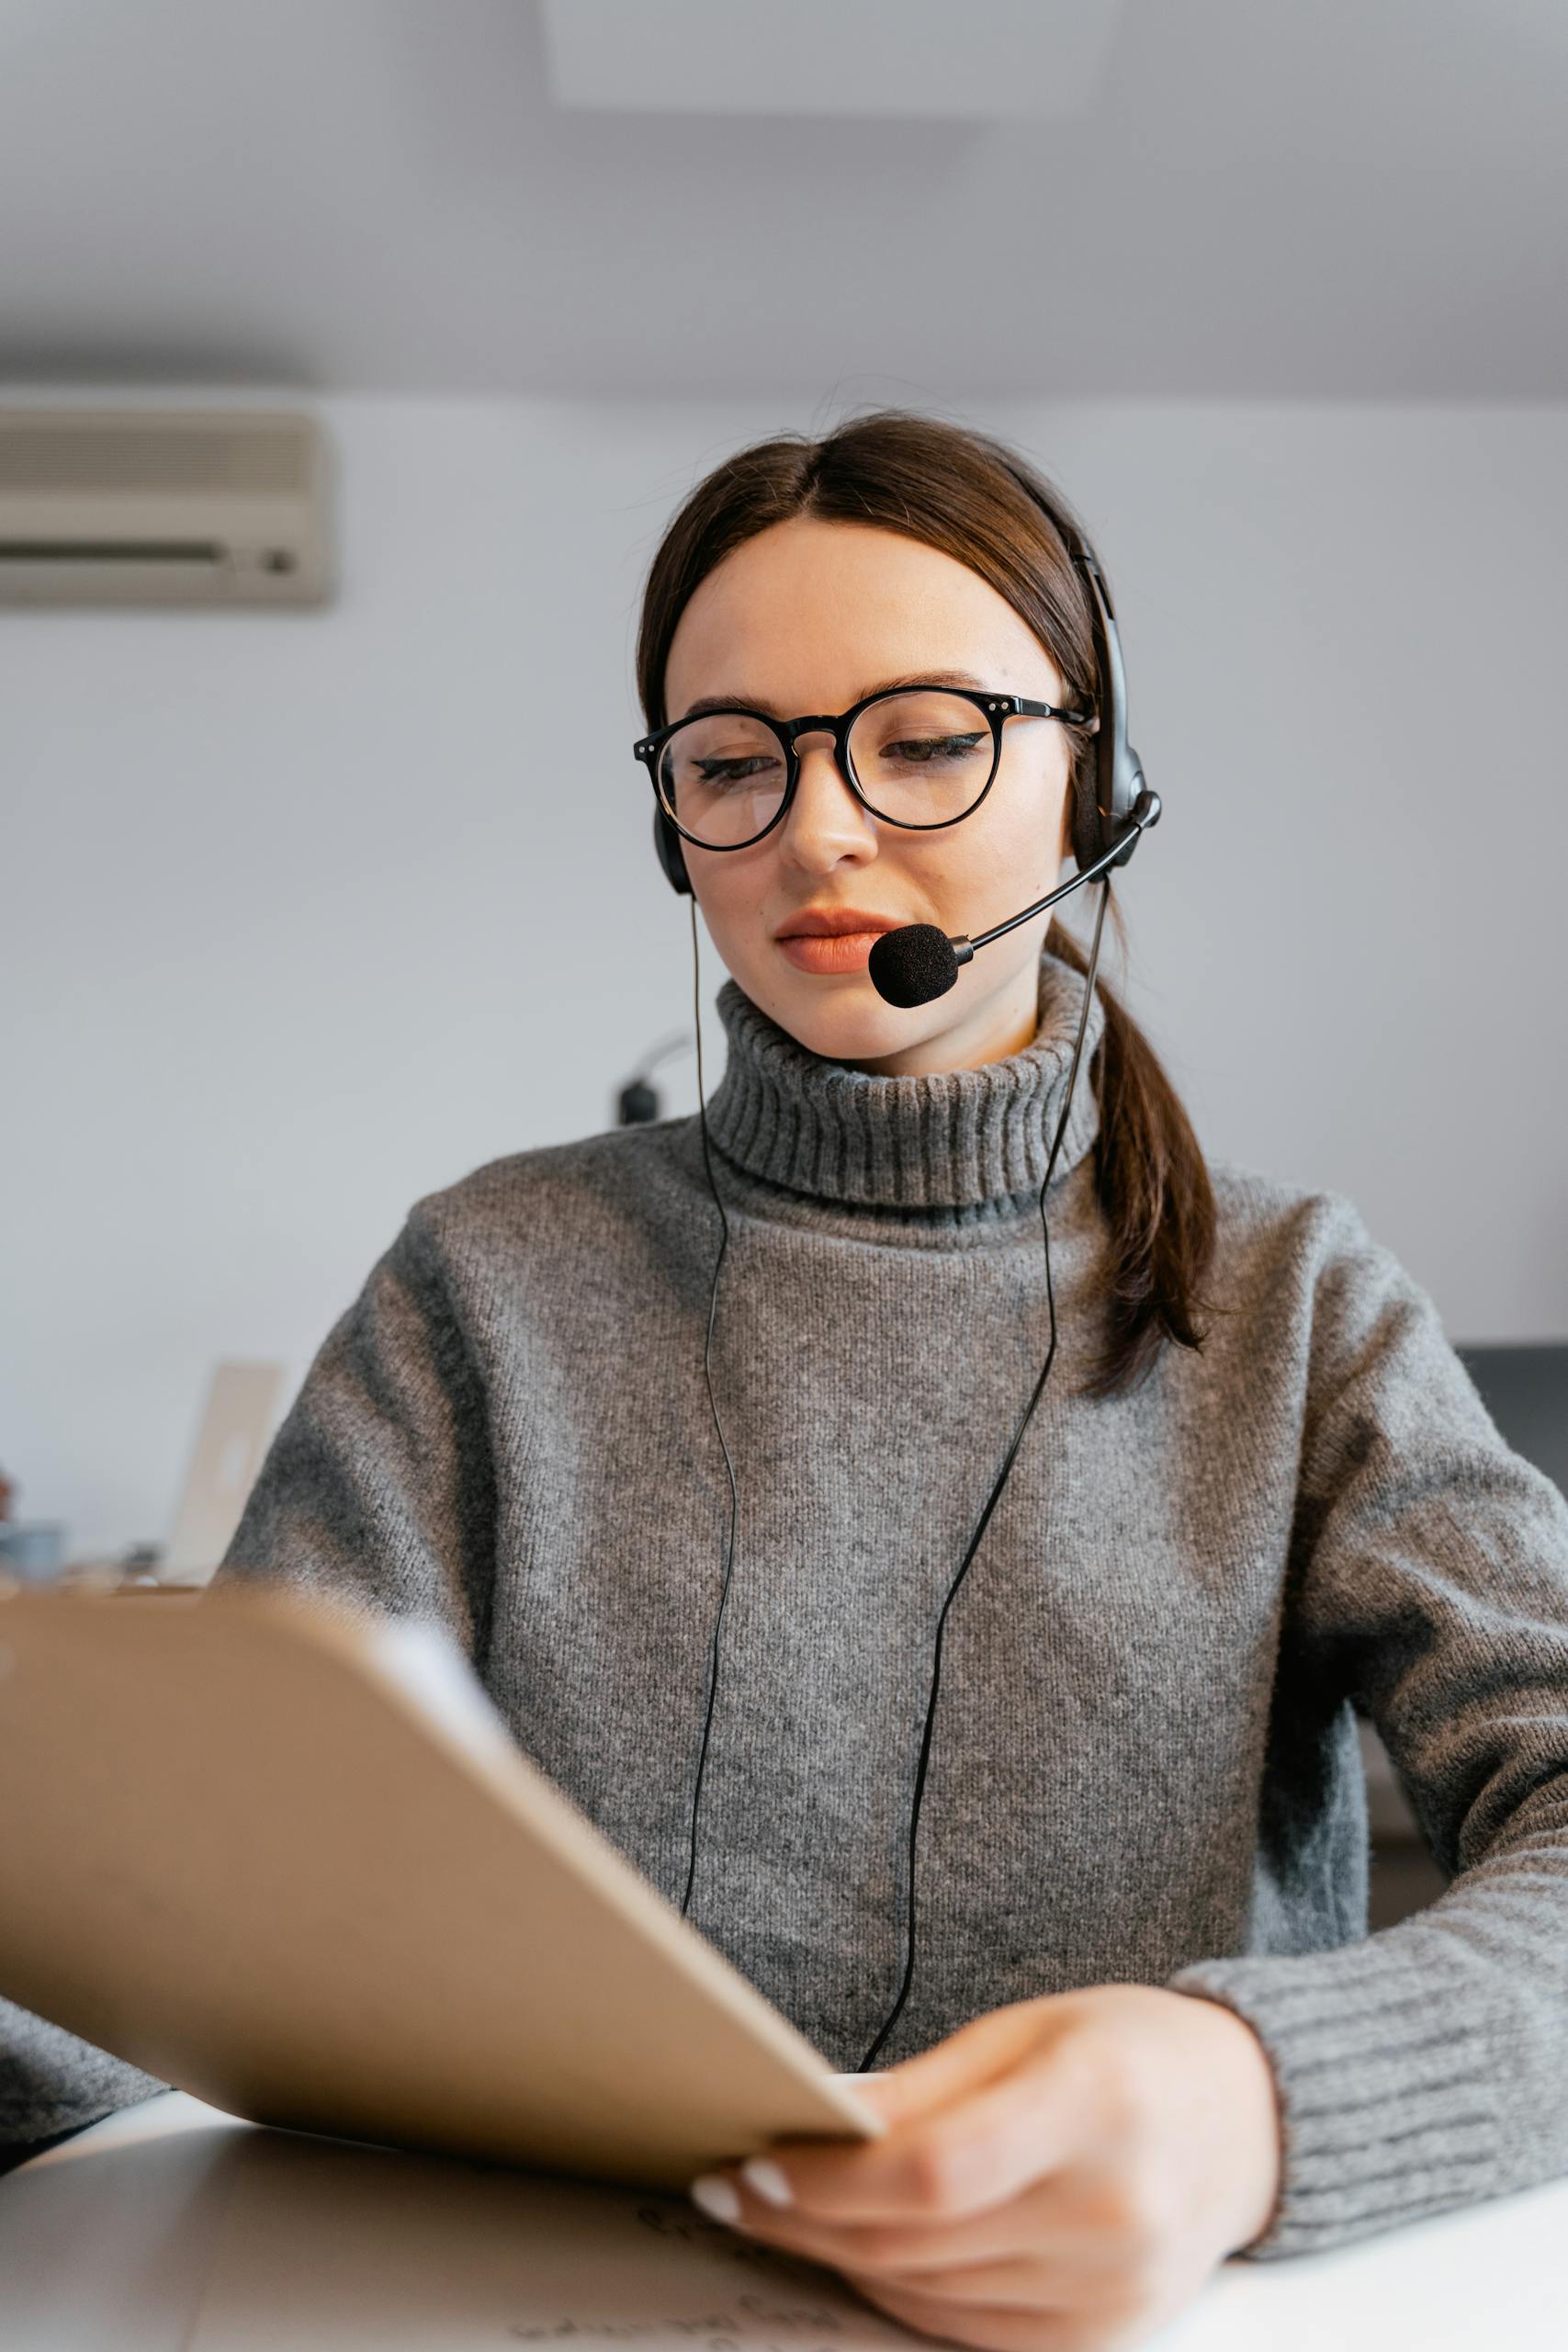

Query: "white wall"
<box><xmin>5</xmin><ymin>390</ymin><xmax>1565</xmax><ymax>1558</ymax></box>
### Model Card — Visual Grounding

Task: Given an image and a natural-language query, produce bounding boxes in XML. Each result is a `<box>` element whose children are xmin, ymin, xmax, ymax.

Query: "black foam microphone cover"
<box><xmin>869</xmin><ymin>924</ymin><xmax>960</xmax><ymax>1009</ymax></box>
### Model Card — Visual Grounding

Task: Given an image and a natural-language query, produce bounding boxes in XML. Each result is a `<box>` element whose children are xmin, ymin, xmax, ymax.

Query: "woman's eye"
<box><xmin>694</xmin><ymin>756</ymin><xmax>779</xmax><ymax>787</ymax></box>
<box><xmin>883</xmin><ymin>733</ymin><xmax>987</xmax><ymax>764</ymax></box>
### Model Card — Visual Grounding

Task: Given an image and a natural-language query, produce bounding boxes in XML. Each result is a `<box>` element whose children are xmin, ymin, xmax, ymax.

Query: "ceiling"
<box><xmin>1</xmin><ymin>0</ymin><xmax>1564</xmax><ymax>401</ymax></box>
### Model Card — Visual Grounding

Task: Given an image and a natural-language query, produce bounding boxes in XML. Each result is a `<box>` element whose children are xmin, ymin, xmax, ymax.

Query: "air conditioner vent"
<box><xmin>0</xmin><ymin>409</ymin><xmax>333</xmax><ymax>606</ymax></box>
<box><xmin>0</xmin><ymin>418</ymin><xmax>312</xmax><ymax>496</ymax></box>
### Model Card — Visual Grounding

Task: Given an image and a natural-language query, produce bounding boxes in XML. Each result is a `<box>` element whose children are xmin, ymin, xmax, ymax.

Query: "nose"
<box><xmin>778</xmin><ymin>727</ymin><xmax>877</xmax><ymax>874</ymax></box>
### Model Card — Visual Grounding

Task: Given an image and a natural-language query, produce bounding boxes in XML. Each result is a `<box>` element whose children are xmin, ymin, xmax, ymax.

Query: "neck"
<box><xmin>703</xmin><ymin>938</ymin><xmax>1107</xmax><ymax>1214</ymax></box>
<box><xmin>843</xmin><ymin>956</ymin><xmax>1043</xmax><ymax>1078</ymax></box>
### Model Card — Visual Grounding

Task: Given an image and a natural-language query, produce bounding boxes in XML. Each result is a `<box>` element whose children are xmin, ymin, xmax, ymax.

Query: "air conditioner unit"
<box><xmin>0</xmin><ymin>408</ymin><xmax>333</xmax><ymax>607</ymax></box>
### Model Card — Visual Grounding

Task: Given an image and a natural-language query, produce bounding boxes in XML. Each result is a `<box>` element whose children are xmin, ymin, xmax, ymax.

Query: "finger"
<box><xmin>845</xmin><ymin>2276</ymin><xmax>1111</xmax><ymax>2352</ymax></box>
<box><xmin>700</xmin><ymin>2165</ymin><xmax>1129</xmax><ymax>2286</ymax></box>
<box><xmin>849</xmin><ymin>2257</ymin><xmax>1070</xmax><ymax>2313</ymax></box>
<box><xmin>691</xmin><ymin>2190</ymin><xmax>1005</xmax><ymax>2278</ymax></box>
<box><xmin>736</xmin><ymin>2044</ymin><xmax>1089</xmax><ymax>2225</ymax></box>
<box><xmin>700</xmin><ymin>2164</ymin><xmax>1152</xmax><ymax>2295</ymax></box>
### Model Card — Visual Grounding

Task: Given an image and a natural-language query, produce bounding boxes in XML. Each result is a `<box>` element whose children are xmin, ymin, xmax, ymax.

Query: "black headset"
<box><xmin>648</xmin><ymin>477</ymin><xmax>1156</xmax><ymax>2070</ymax></box>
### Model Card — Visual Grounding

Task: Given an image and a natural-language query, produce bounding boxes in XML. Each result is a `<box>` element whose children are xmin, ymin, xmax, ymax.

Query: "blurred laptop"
<box><xmin>160</xmin><ymin>1360</ymin><xmax>287</xmax><ymax>1587</ymax></box>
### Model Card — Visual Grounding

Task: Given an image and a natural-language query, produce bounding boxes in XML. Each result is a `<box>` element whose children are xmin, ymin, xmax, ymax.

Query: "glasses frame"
<box><xmin>633</xmin><ymin>682</ymin><xmax>1095</xmax><ymax>854</ymax></box>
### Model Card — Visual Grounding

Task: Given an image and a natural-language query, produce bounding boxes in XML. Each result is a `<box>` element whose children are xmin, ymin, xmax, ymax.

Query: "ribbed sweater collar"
<box><xmin>704</xmin><ymin>944</ymin><xmax>1105</xmax><ymax>1212</ymax></box>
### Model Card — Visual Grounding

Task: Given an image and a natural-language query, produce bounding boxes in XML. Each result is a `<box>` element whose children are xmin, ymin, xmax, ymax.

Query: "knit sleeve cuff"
<box><xmin>1167</xmin><ymin>1939</ymin><xmax>1505</xmax><ymax>2260</ymax></box>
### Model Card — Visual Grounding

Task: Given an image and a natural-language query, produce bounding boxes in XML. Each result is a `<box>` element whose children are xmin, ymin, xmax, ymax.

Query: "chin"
<box><xmin>748</xmin><ymin>968</ymin><xmax>942</xmax><ymax>1066</ymax></box>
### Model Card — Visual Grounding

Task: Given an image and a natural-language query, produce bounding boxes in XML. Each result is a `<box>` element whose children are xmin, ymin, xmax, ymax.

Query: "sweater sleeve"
<box><xmin>212</xmin><ymin>1201</ymin><xmax>496</xmax><ymax>1651</ymax></box>
<box><xmin>1167</xmin><ymin>1193</ymin><xmax>1568</xmax><ymax>2259</ymax></box>
<box><xmin>0</xmin><ymin>1204</ymin><xmax>496</xmax><ymax>2153</ymax></box>
<box><xmin>0</xmin><ymin>2009</ymin><xmax>165</xmax><ymax>2154</ymax></box>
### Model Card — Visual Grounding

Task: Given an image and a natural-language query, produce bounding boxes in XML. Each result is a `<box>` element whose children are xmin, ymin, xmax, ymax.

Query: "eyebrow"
<box><xmin>675</xmin><ymin>669</ymin><xmax>991</xmax><ymax>722</ymax></box>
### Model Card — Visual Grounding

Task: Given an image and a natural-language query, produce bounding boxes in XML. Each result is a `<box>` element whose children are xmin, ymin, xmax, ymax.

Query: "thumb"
<box><xmin>851</xmin><ymin>2001</ymin><xmax>1046</xmax><ymax>2129</ymax></box>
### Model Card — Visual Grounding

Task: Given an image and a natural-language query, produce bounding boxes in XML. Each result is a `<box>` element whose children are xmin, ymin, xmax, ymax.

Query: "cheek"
<box><xmin>986</xmin><ymin>768</ymin><xmax>1074</xmax><ymax>876</ymax></box>
<box><xmin>690</xmin><ymin>847</ymin><xmax>761</xmax><ymax>917</ymax></box>
<box><xmin>686</xmin><ymin>850</ymin><xmax>773</xmax><ymax>967</ymax></box>
<box><xmin>905</xmin><ymin>799</ymin><xmax>1043</xmax><ymax>899</ymax></box>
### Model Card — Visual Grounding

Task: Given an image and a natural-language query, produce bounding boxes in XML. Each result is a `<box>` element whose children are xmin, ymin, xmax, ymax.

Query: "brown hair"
<box><xmin>635</xmin><ymin>407</ymin><xmax>1218</xmax><ymax>1399</ymax></box>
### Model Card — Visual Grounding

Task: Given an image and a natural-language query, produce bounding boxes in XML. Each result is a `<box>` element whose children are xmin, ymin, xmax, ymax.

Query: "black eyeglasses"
<box><xmin>633</xmin><ymin>681</ymin><xmax>1093</xmax><ymax>854</ymax></box>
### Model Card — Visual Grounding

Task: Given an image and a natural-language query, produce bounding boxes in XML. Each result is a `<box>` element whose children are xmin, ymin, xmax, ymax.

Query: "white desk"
<box><xmin>1</xmin><ymin>2092</ymin><xmax>1563</xmax><ymax>2350</ymax></box>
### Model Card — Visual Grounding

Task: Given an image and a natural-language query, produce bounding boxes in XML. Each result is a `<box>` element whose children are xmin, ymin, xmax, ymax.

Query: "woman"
<box><xmin>9</xmin><ymin>411</ymin><xmax>1568</xmax><ymax>2350</ymax></box>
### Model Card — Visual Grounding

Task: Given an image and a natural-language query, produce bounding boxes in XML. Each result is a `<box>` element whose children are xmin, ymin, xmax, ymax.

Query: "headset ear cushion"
<box><xmin>653</xmin><ymin>807</ymin><xmax>694</xmax><ymax>896</ymax></box>
<box><xmin>1069</xmin><ymin>768</ymin><xmax>1104</xmax><ymax>873</ymax></box>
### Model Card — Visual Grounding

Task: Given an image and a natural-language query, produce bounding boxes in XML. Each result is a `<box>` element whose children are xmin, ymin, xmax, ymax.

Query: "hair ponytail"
<box><xmin>1043</xmin><ymin>910</ymin><xmax>1219</xmax><ymax>1397</ymax></box>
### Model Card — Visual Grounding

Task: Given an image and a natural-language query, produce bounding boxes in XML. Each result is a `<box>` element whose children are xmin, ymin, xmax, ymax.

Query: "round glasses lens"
<box><xmin>848</xmin><ymin>691</ymin><xmax>997</xmax><ymax>825</ymax></box>
<box><xmin>658</xmin><ymin>711</ymin><xmax>788</xmax><ymax>846</ymax></box>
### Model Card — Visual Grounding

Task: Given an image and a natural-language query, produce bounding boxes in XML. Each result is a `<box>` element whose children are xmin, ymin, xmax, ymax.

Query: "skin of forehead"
<box><xmin>663</xmin><ymin>517</ymin><xmax>1068</xmax><ymax>721</ymax></box>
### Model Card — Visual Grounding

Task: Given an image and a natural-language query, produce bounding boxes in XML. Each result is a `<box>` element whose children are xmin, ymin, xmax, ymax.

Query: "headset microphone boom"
<box><xmin>866</xmin><ymin>784</ymin><xmax>1161</xmax><ymax>1009</ymax></box>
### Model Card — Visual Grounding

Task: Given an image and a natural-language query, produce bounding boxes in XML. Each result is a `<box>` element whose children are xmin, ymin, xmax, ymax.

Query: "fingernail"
<box><xmin>739</xmin><ymin>2157</ymin><xmax>794</xmax><ymax>2208</ymax></box>
<box><xmin>690</xmin><ymin>2172</ymin><xmax>743</xmax><ymax>2223</ymax></box>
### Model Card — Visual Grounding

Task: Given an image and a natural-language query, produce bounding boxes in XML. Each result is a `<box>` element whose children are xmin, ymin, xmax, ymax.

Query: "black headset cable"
<box><xmin>680</xmin><ymin>895</ymin><xmax>742</xmax><ymax>1920</ymax></box>
<box><xmin>857</xmin><ymin>879</ymin><xmax>1111</xmax><ymax>2069</ymax></box>
<box><xmin>678</xmin><ymin>880</ymin><xmax>1113</xmax><ymax>2078</ymax></box>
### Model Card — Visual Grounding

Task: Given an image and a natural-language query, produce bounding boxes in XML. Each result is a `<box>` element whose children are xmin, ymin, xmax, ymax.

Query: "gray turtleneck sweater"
<box><xmin>6</xmin><ymin>946</ymin><xmax>1568</xmax><ymax>2265</ymax></box>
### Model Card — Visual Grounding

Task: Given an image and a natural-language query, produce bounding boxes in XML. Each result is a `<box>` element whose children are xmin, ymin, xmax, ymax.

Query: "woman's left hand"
<box><xmin>689</xmin><ymin>1984</ymin><xmax>1284</xmax><ymax>2352</ymax></box>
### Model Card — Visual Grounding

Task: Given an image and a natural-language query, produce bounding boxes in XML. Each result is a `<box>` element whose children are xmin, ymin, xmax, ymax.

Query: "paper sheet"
<box><xmin>186</xmin><ymin>2128</ymin><xmax>913</xmax><ymax>2352</ymax></box>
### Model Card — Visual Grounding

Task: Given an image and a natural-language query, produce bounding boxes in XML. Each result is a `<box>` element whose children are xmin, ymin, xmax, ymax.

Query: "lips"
<box><xmin>774</xmin><ymin>907</ymin><xmax>900</xmax><ymax>977</ymax></box>
<box><xmin>774</xmin><ymin>908</ymin><xmax>898</xmax><ymax>940</ymax></box>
